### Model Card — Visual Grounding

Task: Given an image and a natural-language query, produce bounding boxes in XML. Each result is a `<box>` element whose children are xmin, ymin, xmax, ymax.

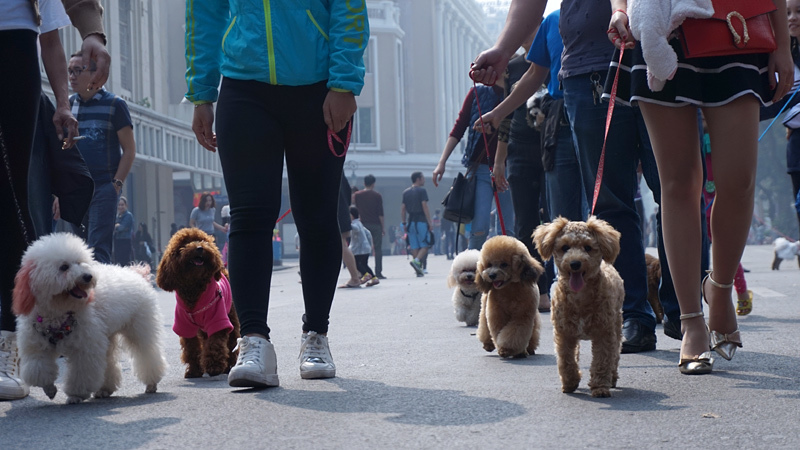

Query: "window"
<box><xmin>352</xmin><ymin>107</ymin><xmax>374</xmax><ymax>145</ymax></box>
<box><xmin>119</xmin><ymin>0</ymin><xmax>134</xmax><ymax>92</ymax></box>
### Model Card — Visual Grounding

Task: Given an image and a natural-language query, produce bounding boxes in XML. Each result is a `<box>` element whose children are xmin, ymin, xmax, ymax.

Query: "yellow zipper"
<box><xmin>263</xmin><ymin>0</ymin><xmax>277</xmax><ymax>84</ymax></box>
<box><xmin>222</xmin><ymin>15</ymin><xmax>237</xmax><ymax>55</ymax></box>
<box><xmin>306</xmin><ymin>10</ymin><xmax>329</xmax><ymax>41</ymax></box>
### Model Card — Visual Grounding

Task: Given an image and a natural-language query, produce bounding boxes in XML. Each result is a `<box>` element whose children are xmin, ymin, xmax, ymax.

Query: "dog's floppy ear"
<box><xmin>474</xmin><ymin>259</ymin><xmax>492</xmax><ymax>293</ymax></box>
<box><xmin>532</xmin><ymin>216</ymin><xmax>569</xmax><ymax>260</ymax></box>
<box><xmin>156</xmin><ymin>240</ymin><xmax>182</xmax><ymax>292</ymax></box>
<box><xmin>446</xmin><ymin>267</ymin><xmax>458</xmax><ymax>288</ymax></box>
<box><xmin>586</xmin><ymin>216</ymin><xmax>621</xmax><ymax>264</ymax></box>
<box><xmin>12</xmin><ymin>261</ymin><xmax>36</xmax><ymax>316</ymax></box>
<box><xmin>518</xmin><ymin>253</ymin><xmax>544</xmax><ymax>284</ymax></box>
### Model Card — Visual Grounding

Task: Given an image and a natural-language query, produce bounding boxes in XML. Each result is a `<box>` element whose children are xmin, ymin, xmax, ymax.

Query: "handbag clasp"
<box><xmin>726</xmin><ymin>11</ymin><xmax>750</xmax><ymax>48</ymax></box>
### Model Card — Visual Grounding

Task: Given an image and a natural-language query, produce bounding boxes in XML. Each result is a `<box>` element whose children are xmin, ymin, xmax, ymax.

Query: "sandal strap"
<box><xmin>705</xmin><ymin>271</ymin><xmax>734</xmax><ymax>289</ymax></box>
<box><xmin>679</xmin><ymin>311</ymin><xmax>705</xmax><ymax>320</ymax></box>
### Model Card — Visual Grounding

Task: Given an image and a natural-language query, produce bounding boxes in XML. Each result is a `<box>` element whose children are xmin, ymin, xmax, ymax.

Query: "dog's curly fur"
<box><xmin>447</xmin><ymin>250</ymin><xmax>482</xmax><ymax>326</ymax></box>
<box><xmin>12</xmin><ymin>233</ymin><xmax>167</xmax><ymax>404</ymax></box>
<box><xmin>533</xmin><ymin>216</ymin><xmax>624</xmax><ymax>398</ymax></box>
<box><xmin>475</xmin><ymin>236</ymin><xmax>543</xmax><ymax>358</ymax></box>
<box><xmin>645</xmin><ymin>254</ymin><xmax>663</xmax><ymax>323</ymax></box>
<box><xmin>157</xmin><ymin>228</ymin><xmax>239</xmax><ymax>378</ymax></box>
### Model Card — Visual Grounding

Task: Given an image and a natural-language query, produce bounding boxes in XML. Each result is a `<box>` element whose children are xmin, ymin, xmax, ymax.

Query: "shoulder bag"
<box><xmin>441</xmin><ymin>170</ymin><xmax>477</xmax><ymax>224</ymax></box>
<box><xmin>680</xmin><ymin>0</ymin><xmax>777</xmax><ymax>58</ymax></box>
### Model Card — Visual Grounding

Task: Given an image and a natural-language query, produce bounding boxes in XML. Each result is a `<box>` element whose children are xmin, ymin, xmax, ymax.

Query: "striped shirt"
<box><xmin>69</xmin><ymin>89</ymin><xmax>132</xmax><ymax>182</ymax></box>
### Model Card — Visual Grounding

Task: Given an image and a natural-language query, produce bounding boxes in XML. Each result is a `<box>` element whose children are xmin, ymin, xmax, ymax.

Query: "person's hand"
<box><xmin>473</xmin><ymin>110</ymin><xmax>501</xmax><ymax>133</ymax></box>
<box><xmin>224</xmin><ymin>223</ymin><xmax>230</xmax><ymax>233</ymax></box>
<box><xmin>52</xmin><ymin>197</ymin><xmax>61</xmax><ymax>221</ymax></box>
<box><xmin>432</xmin><ymin>162</ymin><xmax>446</xmax><ymax>187</ymax></box>
<box><xmin>81</xmin><ymin>34</ymin><xmax>110</xmax><ymax>90</ymax></box>
<box><xmin>787</xmin><ymin>127</ymin><xmax>793</xmax><ymax>140</ymax></box>
<box><xmin>606</xmin><ymin>10</ymin><xmax>635</xmax><ymax>50</ymax></box>
<box><xmin>323</xmin><ymin>90</ymin><xmax>357</xmax><ymax>132</ymax></box>
<box><xmin>53</xmin><ymin>106</ymin><xmax>79</xmax><ymax>148</ymax></box>
<box><xmin>192</xmin><ymin>103</ymin><xmax>217</xmax><ymax>152</ymax></box>
<box><xmin>770</xmin><ymin>46</ymin><xmax>795</xmax><ymax>102</ymax></box>
<box><xmin>471</xmin><ymin>47</ymin><xmax>510</xmax><ymax>86</ymax></box>
<box><xmin>492</xmin><ymin>162</ymin><xmax>508</xmax><ymax>192</ymax></box>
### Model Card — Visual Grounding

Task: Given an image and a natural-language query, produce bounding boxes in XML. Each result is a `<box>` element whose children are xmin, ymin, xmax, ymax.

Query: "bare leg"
<box><xmin>638</xmin><ymin>103</ymin><xmax>709</xmax><ymax>359</ymax></box>
<box><xmin>340</xmin><ymin>233</ymin><xmax>360</xmax><ymax>285</ymax></box>
<box><xmin>701</xmin><ymin>97</ymin><xmax>757</xmax><ymax>336</ymax></box>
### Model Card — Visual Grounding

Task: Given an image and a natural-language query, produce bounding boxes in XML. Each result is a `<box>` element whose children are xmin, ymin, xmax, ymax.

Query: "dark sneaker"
<box><xmin>409</xmin><ymin>260</ymin><xmax>424</xmax><ymax>276</ymax></box>
<box><xmin>621</xmin><ymin>318</ymin><xmax>656</xmax><ymax>353</ymax></box>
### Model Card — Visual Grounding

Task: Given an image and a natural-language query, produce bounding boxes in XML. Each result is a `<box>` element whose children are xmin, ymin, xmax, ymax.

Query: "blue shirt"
<box><xmin>526</xmin><ymin>10</ymin><xmax>564</xmax><ymax>98</ymax></box>
<box><xmin>69</xmin><ymin>89</ymin><xmax>132</xmax><ymax>183</ymax></box>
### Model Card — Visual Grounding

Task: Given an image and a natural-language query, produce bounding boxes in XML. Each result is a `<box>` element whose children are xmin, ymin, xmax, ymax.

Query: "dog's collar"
<box><xmin>33</xmin><ymin>311</ymin><xmax>77</xmax><ymax>345</ymax></box>
<box><xmin>460</xmin><ymin>289</ymin><xmax>480</xmax><ymax>300</ymax></box>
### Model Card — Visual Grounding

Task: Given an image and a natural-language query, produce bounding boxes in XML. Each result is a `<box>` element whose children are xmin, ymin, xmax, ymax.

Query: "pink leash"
<box><xmin>468</xmin><ymin>68</ymin><xmax>507</xmax><ymax>236</ymax></box>
<box><xmin>592</xmin><ymin>46</ymin><xmax>625</xmax><ymax>215</ymax></box>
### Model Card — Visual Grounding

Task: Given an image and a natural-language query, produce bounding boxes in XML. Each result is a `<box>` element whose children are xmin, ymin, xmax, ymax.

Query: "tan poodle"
<box><xmin>645</xmin><ymin>253</ymin><xmax>663</xmax><ymax>323</ymax></box>
<box><xmin>157</xmin><ymin>228</ymin><xmax>240</xmax><ymax>378</ymax></box>
<box><xmin>533</xmin><ymin>216</ymin><xmax>624</xmax><ymax>398</ymax></box>
<box><xmin>475</xmin><ymin>236</ymin><xmax>543</xmax><ymax>358</ymax></box>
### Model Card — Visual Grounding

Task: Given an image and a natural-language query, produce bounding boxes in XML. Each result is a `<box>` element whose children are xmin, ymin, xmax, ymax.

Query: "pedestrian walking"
<box><xmin>354</xmin><ymin>174</ymin><xmax>386</xmax><ymax>279</ymax></box>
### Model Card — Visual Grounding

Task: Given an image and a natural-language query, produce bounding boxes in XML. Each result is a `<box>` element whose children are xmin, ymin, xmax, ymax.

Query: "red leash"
<box><xmin>592</xmin><ymin>46</ymin><xmax>625</xmax><ymax>215</ymax></box>
<box><xmin>468</xmin><ymin>68</ymin><xmax>507</xmax><ymax>236</ymax></box>
<box><xmin>275</xmin><ymin>209</ymin><xmax>292</xmax><ymax>224</ymax></box>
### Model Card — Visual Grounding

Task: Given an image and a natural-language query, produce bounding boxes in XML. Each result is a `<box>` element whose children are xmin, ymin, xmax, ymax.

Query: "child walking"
<box><xmin>350</xmin><ymin>206</ymin><xmax>379</xmax><ymax>287</ymax></box>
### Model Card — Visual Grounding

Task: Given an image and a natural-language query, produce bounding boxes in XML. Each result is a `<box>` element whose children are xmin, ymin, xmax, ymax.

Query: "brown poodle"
<box><xmin>157</xmin><ymin>228</ymin><xmax>240</xmax><ymax>378</ymax></box>
<box><xmin>475</xmin><ymin>236</ymin><xmax>544</xmax><ymax>358</ymax></box>
<box><xmin>532</xmin><ymin>216</ymin><xmax>624</xmax><ymax>398</ymax></box>
<box><xmin>645</xmin><ymin>254</ymin><xmax>663</xmax><ymax>323</ymax></box>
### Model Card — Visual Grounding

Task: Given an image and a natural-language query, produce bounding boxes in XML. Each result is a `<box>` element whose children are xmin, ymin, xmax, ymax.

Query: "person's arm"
<box><xmin>189</xmin><ymin>208</ymin><xmax>198</xmax><ymax>228</ymax></box>
<box><xmin>39</xmin><ymin>30</ymin><xmax>79</xmax><ymax>144</ymax></box>
<box><xmin>400</xmin><ymin>203</ymin><xmax>407</xmax><ymax>226</ymax></box>
<box><xmin>422</xmin><ymin>201</ymin><xmax>432</xmax><ymax>229</ymax></box>
<box><xmin>433</xmin><ymin>89</ymin><xmax>475</xmax><ymax>187</ymax></box>
<box><xmin>61</xmin><ymin>0</ymin><xmax>109</xmax><ymax>89</ymax></box>
<box><xmin>477</xmin><ymin>62</ymin><xmax>548</xmax><ymax>130</ymax></box>
<box><xmin>494</xmin><ymin>140</ymin><xmax>509</xmax><ymax>193</ymax></box>
<box><xmin>186</xmin><ymin>0</ymin><xmax>230</xmax><ymax>151</ymax></box>
<box><xmin>769</xmin><ymin>0</ymin><xmax>795</xmax><ymax>102</ymax></box>
<box><xmin>471</xmin><ymin>0</ymin><xmax>547</xmax><ymax>85</ymax></box>
<box><xmin>114</xmin><ymin>126</ymin><xmax>135</xmax><ymax>195</ymax></box>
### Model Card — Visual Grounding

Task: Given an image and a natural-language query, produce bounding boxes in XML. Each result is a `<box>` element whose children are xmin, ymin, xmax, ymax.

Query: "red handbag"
<box><xmin>680</xmin><ymin>0</ymin><xmax>777</xmax><ymax>58</ymax></box>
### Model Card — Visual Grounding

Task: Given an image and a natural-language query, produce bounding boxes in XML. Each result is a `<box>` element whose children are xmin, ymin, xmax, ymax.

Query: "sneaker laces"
<box><xmin>0</xmin><ymin>336</ymin><xmax>19</xmax><ymax>376</ymax></box>
<box><xmin>299</xmin><ymin>332</ymin><xmax>330</xmax><ymax>363</ymax></box>
<box><xmin>233</xmin><ymin>337</ymin><xmax>264</xmax><ymax>366</ymax></box>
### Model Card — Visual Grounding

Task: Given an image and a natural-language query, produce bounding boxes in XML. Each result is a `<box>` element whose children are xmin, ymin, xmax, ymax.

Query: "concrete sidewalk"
<box><xmin>2</xmin><ymin>245</ymin><xmax>799</xmax><ymax>449</ymax></box>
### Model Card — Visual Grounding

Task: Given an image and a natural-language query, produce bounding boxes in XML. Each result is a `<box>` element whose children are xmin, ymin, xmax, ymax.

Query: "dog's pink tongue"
<box><xmin>569</xmin><ymin>272</ymin><xmax>585</xmax><ymax>292</ymax></box>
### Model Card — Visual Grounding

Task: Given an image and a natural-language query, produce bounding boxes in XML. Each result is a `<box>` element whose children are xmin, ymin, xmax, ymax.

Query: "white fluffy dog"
<box><xmin>771</xmin><ymin>237</ymin><xmax>800</xmax><ymax>270</ymax></box>
<box><xmin>12</xmin><ymin>233</ymin><xmax>167</xmax><ymax>404</ymax></box>
<box><xmin>447</xmin><ymin>250</ymin><xmax>482</xmax><ymax>326</ymax></box>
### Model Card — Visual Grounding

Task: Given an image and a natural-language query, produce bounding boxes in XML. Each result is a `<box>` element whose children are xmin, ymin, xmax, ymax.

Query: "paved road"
<box><xmin>2</xmin><ymin>245</ymin><xmax>799</xmax><ymax>449</ymax></box>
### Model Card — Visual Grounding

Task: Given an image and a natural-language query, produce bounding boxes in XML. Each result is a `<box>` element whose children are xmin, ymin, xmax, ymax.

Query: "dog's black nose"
<box><xmin>466</xmin><ymin>275</ymin><xmax>474</xmax><ymax>281</ymax></box>
<box><xmin>82</xmin><ymin>274</ymin><xmax>93</xmax><ymax>283</ymax></box>
<box><xmin>489</xmin><ymin>273</ymin><xmax>496</xmax><ymax>280</ymax></box>
<box><xmin>570</xmin><ymin>261</ymin><xmax>582</xmax><ymax>271</ymax></box>
<box><xmin>194</xmin><ymin>247</ymin><xmax>204</xmax><ymax>255</ymax></box>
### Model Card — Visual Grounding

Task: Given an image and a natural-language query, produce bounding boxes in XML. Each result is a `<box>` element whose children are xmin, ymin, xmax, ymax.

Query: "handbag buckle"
<box><xmin>726</xmin><ymin>11</ymin><xmax>750</xmax><ymax>48</ymax></box>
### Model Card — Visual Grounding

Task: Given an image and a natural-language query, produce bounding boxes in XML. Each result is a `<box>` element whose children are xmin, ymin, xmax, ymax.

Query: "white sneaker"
<box><xmin>0</xmin><ymin>330</ymin><xmax>29</xmax><ymax>401</ymax></box>
<box><xmin>228</xmin><ymin>336</ymin><xmax>279</xmax><ymax>388</ymax></box>
<box><xmin>299</xmin><ymin>332</ymin><xmax>336</xmax><ymax>379</ymax></box>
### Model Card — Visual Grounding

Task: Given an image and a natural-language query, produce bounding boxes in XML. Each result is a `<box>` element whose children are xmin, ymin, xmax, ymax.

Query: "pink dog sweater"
<box><xmin>173</xmin><ymin>275</ymin><xmax>233</xmax><ymax>338</ymax></box>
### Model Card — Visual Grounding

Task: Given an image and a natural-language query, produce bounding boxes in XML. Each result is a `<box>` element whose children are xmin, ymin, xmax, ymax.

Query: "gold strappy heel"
<box><xmin>702</xmin><ymin>272</ymin><xmax>743</xmax><ymax>361</ymax></box>
<box><xmin>677</xmin><ymin>311</ymin><xmax>714</xmax><ymax>375</ymax></box>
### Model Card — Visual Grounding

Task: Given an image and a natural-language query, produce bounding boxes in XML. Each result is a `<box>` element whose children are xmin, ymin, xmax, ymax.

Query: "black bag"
<box><xmin>441</xmin><ymin>171</ymin><xmax>476</xmax><ymax>224</ymax></box>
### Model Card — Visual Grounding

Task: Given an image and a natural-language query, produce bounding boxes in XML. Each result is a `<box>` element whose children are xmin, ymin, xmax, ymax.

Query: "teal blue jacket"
<box><xmin>185</xmin><ymin>0</ymin><xmax>369</xmax><ymax>104</ymax></box>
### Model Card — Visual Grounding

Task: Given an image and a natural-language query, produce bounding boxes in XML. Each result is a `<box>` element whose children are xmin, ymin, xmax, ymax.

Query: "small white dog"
<box><xmin>12</xmin><ymin>233</ymin><xmax>167</xmax><ymax>404</ymax></box>
<box><xmin>447</xmin><ymin>250</ymin><xmax>482</xmax><ymax>326</ymax></box>
<box><xmin>772</xmin><ymin>237</ymin><xmax>800</xmax><ymax>270</ymax></box>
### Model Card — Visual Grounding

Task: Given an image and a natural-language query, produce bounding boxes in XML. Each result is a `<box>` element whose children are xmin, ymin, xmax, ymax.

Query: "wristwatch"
<box><xmin>113</xmin><ymin>178</ymin><xmax>124</xmax><ymax>189</ymax></box>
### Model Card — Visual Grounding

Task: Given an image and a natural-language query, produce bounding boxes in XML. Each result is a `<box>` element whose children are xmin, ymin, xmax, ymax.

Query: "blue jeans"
<box><xmin>468</xmin><ymin>164</ymin><xmax>514</xmax><ymax>250</ymax></box>
<box><xmin>563</xmin><ymin>72</ymin><xmax>655</xmax><ymax>331</ymax></box>
<box><xmin>85</xmin><ymin>180</ymin><xmax>118</xmax><ymax>264</ymax></box>
<box><xmin>545</xmin><ymin>124</ymin><xmax>587</xmax><ymax>221</ymax></box>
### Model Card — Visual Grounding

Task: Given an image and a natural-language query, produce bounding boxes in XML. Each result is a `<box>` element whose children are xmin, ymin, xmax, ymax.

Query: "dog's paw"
<box><xmin>145</xmin><ymin>384</ymin><xmax>157</xmax><ymax>394</ymax></box>
<box><xmin>482</xmin><ymin>341</ymin><xmax>496</xmax><ymax>352</ymax></box>
<box><xmin>94</xmin><ymin>389</ymin><xmax>113</xmax><ymax>399</ymax></box>
<box><xmin>498</xmin><ymin>347</ymin><xmax>526</xmax><ymax>359</ymax></box>
<box><xmin>184</xmin><ymin>367</ymin><xmax>204</xmax><ymax>378</ymax></box>
<box><xmin>203</xmin><ymin>361</ymin><xmax>227</xmax><ymax>377</ymax></box>
<box><xmin>43</xmin><ymin>384</ymin><xmax>57</xmax><ymax>399</ymax></box>
<box><xmin>591</xmin><ymin>387</ymin><xmax>611</xmax><ymax>398</ymax></box>
<box><xmin>66</xmin><ymin>395</ymin><xmax>85</xmax><ymax>404</ymax></box>
<box><xmin>561</xmin><ymin>382</ymin><xmax>579</xmax><ymax>394</ymax></box>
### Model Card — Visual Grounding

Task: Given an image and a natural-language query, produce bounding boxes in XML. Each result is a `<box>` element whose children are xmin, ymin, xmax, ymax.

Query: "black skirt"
<box><xmin>603</xmin><ymin>38</ymin><xmax>774</xmax><ymax>107</ymax></box>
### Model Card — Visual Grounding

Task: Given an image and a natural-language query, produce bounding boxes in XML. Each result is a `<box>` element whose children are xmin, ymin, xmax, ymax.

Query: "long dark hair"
<box><xmin>198</xmin><ymin>193</ymin><xmax>215</xmax><ymax>211</ymax></box>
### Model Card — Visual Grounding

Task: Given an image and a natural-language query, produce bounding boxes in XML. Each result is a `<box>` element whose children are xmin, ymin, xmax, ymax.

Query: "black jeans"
<box><xmin>0</xmin><ymin>30</ymin><xmax>40</xmax><ymax>331</ymax></box>
<box><xmin>216</xmin><ymin>78</ymin><xmax>346</xmax><ymax>338</ymax></box>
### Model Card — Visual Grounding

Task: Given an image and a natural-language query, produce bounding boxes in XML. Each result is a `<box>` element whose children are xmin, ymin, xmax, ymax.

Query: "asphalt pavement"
<box><xmin>2</xmin><ymin>244</ymin><xmax>799</xmax><ymax>449</ymax></box>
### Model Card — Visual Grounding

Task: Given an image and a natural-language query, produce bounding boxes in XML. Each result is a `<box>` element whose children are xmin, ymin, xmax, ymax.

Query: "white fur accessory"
<box><xmin>628</xmin><ymin>0</ymin><xmax>714</xmax><ymax>91</ymax></box>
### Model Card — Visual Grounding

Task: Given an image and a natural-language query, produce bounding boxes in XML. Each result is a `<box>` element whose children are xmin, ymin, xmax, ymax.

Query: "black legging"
<box><xmin>215</xmin><ymin>78</ymin><xmax>346</xmax><ymax>339</ymax></box>
<box><xmin>354</xmin><ymin>254</ymin><xmax>374</xmax><ymax>279</ymax></box>
<box><xmin>0</xmin><ymin>30</ymin><xmax>40</xmax><ymax>332</ymax></box>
